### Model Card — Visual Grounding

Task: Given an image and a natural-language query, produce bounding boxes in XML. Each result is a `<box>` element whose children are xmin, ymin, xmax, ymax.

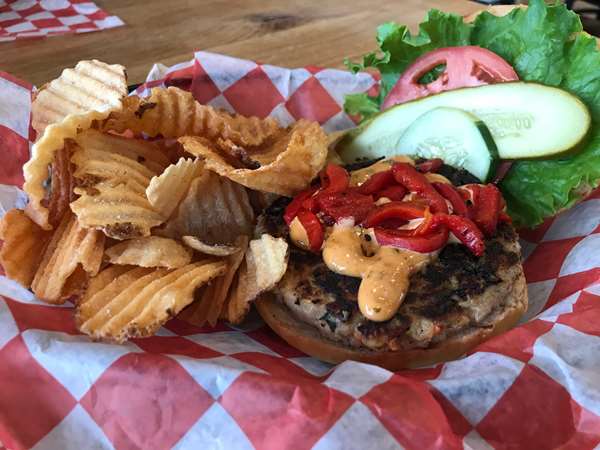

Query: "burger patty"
<box><xmin>259</xmin><ymin>175</ymin><xmax>526</xmax><ymax>352</ymax></box>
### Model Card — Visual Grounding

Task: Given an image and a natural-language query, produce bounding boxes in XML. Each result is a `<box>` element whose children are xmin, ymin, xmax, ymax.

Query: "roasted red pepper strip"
<box><xmin>472</xmin><ymin>184</ymin><xmax>501</xmax><ymax>236</ymax></box>
<box><xmin>316</xmin><ymin>191</ymin><xmax>374</xmax><ymax>224</ymax></box>
<box><xmin>433</xmin><ymin>214</ymin><xmax>485</xmax><ymax>256</ymax></box>
<box><xmin>499</xmin><ymin>211</ymin><xmax>512</xmax><ymax>223</ymax></box>
<box><xmin>296</xmin><ymin>209</ymin><xmax>324</xmax><ymax>252</ymax></box>
<box><xmin>433</xmin><ymin>182</ymin><xmax>468</xmax><ymax>216</ymax></box>
<box><xmin>374</xmin><ymin>226</ymin><xmax>449</xmax><ymax>253</ymax></box>
<box><xmin>356</xmin><ymin>170</ymin><xmax>395</xmax><ymax>195</ymax></box>
<box><xmin>284</xmin><ymin>186</ymin><xmax>318</xmax><ymax>225</ymax></box>
<box><xmin>413</xmin><ymin>208</ymin><xmax>434</xmax><ymax>236</ymax></box>
<box><xmin>392</xmin><ymin>163</ymin><xmax>448</xmax><ymax>214</ymax></box>
<box><xmin>417</xmin><ymin>158</ymin><xmax>443</xmax><ymax>173</ymax></box>
<box><xmin>362</xmin><ymin>201</ymin><xmax>426</xmax><ymax>228</ymax></box>
<box><xmin>320</xmin><ymin>163</ymin><xmax>349</xmax><ymax>194</ymax></box>
<box><xmin>375</xmin><ymin>185</ymin><xmax>407</xmax><ymax>201</ymax></box>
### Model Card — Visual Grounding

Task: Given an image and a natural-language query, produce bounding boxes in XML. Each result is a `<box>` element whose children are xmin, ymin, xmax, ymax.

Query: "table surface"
<box><xmin>3</xmin><ymin>0</ymin><xmax>481</xmax><ymax>86</ymax></box>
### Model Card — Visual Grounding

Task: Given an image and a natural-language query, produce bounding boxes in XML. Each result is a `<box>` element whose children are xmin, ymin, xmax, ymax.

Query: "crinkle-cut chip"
<box><xmin>226</xmin><ymin>234</ymin><xmax>288</xmax><ymax>324</ymax></box>
<box><xmin>70</xmin><ymin>184</ymin><xmax>165</xmax><ymax>240</ymax></box>
<box><xmin>77</xmin><ymin>266</ymin><xmax>153</xmax><ymax>324</ymax></box>
<box><xmin>77</xmin><ymin>260</ymin><xmax>226</xmax><ymax>342</ymax></box>
<box><xmin>146</xmin><ymin>158</ymin><xmax>204</xmax><ymax>219</ymax></box>
<box><xmin>31</xmin><ymin>213</ymin><xmax>105</xmax><ymax>304</ymax></box>
<box><xmin>32</xmin><ymin>60</ymin><xmax>127</xmax><ymax>137</ymax></box>
<box><xmin>180</xmin><ymin>236</ymin><xmax>248</xmax><ymax>328</ymax></box>
<box><xmin>181</xmin><ymin>236</ymin><xmax>240</xmax><ymax>256</ymax></box>
<box><xmin>159</xmin><ymin>170</ymin><xmax>254</xmax><ymax>245</ymax></box>
<box><xmin>69</xmin><ymin>130</ymin><xmax>168</xmax><ymax>239</ymax></box>
<box><xmin>0</xmin><ymin>209</ymin><xmax>52</xmax><ymax>288</ymax></box>
<box><xmin>81</xmin><ymin>264</ymin><xmax>133</xmax><ymax>304</ymax></box>
<box><xmin>105</xmin><ymin>236</ymin><xmax>192</xmax><ymax>269</ymax></box>
<box><xmin>180</xmin><ymin>119</ymin><xmax>328</xmax><ymax>196</ymax></box>
<box><xmin>72</xmin><ymin>129</ymin><xmax>170</xmax><ymax>184</ymax></box>
<box><xmin>24</xmin><ymin>109</ymin><xmax>119</xmax><ymax>229</ymax></box>
<box><xmin>61</xmin><ymin>266</ymin><xmax>89</xmax><ymax>301</ymax></box>
<box><xmin>43</xmin><ymin>143</ymin><xmax>75</xmax><ymax>228</ymax></box>
<box><xmin>103</xmin><ymin>87</ymin><xmax>281</xmax><ymax>147</ymax></box>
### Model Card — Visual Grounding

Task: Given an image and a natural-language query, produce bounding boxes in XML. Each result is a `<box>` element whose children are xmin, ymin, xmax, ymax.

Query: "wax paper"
<box><xmin>0</xmin><ymin>52</ymin><xmax>599</xmax><ymax>450</ymax></box>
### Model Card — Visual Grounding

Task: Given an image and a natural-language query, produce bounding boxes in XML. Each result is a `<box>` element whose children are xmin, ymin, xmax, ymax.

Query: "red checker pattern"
<box><xmin>220</xmin><ymin>372</ymin><xmax>354</xmax><ymax>450</ymax></box>
<box><xmin>5</xmin><ymin>297</ymin><xmax>79</xmax><ymax>335</ymax></box>
<box><xmin>30</xmin><ymin>18</ymin><xmax>63</xmax><ymax>28</ymax></box>
<box><xmin>163</xmin><ymin>316</ymin><xmax>231</xmax><ymax>335</ymax></box>
<box><xmin>476</xmin><ymin>365</ymin><xmax>600</xmax><ymax>449</ymax></box>
<box><xmin>0</xmin><ymin>125</ymin><xmax>29</xmax><ymax>187</ymax></box>
<box><xmin>0</xmin><ymin>336</ymin><xmax>76</xmax><ymax>450</ymax></box>
<box><xmin>518</xmin><ymin>217</ymin><xmax>555</xmax><ymax>243</ymax></box>
<box><xmin>360</xmin><ymin>374</ymin><xmax>464</xmax><ymax>449</ymax></box>
<box><xmin>475</xmin><ymin>319</ymin><xmax>554</xmax><ymax>363</ymax></box>
<box><xmin>546</xmin><ymin>268</ymin><xmax>600</xmax><ymax>309</ymax></box>
<box><xmin>244</xmin><ymin>326</ymin><xmax>306</xmax><ymax>358</ymax></box>
<box><xmin>132</xmin><ymin>335</ymin><xmax>222</xmax><ymax>359</ymax></box>
<box><xmin>191</xmin><ymin>60</ymin><xmax>221</xmax><ymax>104</ymax></box>
<box><xmin>285</xmin><ymin>77</ymin><xmax>342</xmax><ymax>124</ymax></box>
<box><xmin>80</xmin><ymin>353</ymin><xmax>214</xmax><ymax>450</ymax></box>
<box><xmin>233</xmin><ymin>352</ymin><xmax>323</xmax><ymax>382</ymax></box>
<box><xmin>557</xmin><ymin>291</ymin><xmax>600</xmax><ymax>337</ymax></box>
<box><xmin>0</xmin><ymin>1</ymin><xmax>123</xmax><ymax>42</ymax></box>
<box><xmin>523</xmin><ymin>236</ymin><xmax>584</xmax><ymax>282</ymax></box>
<box><xmin>224</xmin><ymin>66</ymin><xmax>285</xmax><ymax>118</ymax></box>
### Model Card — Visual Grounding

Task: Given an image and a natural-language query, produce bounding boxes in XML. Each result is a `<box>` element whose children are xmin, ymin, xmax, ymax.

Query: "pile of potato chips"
<box><xmin>0</xmin><ymin>60</ymin><xmax>329</xmax><ymax>343</ymax></box>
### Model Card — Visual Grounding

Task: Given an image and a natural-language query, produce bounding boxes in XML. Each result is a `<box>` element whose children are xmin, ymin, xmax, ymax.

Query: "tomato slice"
<box><xmin>382</xmin><ymin>46</ymin><xmax>519</xmax><ymax>108</ymax></box>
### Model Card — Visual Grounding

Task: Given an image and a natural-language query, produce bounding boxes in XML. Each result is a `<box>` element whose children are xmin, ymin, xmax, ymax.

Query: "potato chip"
<box><xmin>43</xmin><ymin>143</ymin><xmax>75</xmax><ymax>228</ymax></box>
<box><xmin>69</xmin><ymin>130</ymin><xmax>168</xmax><ymax>239</ymax></box>
<box><xmin>159</xmin><ymin>170</ymin><xmax>254</xmax><ymax>245</ymax></box>
<box><xmin>0</xmin><ymin>209</ymin><xmax>52</xmax><ymax>288</ymax></box>
<box><xmin>103</xmin><ymin>87</ymin><xmax>281</xmax><ymax>146</ymax></box>
<box><xmin>81</xmin><ymin>264</ymin><xmax>134</xmax><ymax>304</ymax></box>
<box><xmin>61</xmin><ymin>266</ymin><xmax>90</xmax><ymax>301</ymax></box>
<box><xmin>146</xmin><ymin>157</ymin><xmax>204</xmax><ymax>219</ymax></box>
<box><xmin>181</xmin><ymin>236</ymin><xmax>240</xmax><ymax>256</ymax></box>
<box><xmin>105</xmin><ymin>236</ymin><xmax>192</xmax><ymax>269</ymax></box>
<box><xmin>77</xmin><ymin>260</ymin><xmax>226</xmax><ymax>342</ymax></box>
<box><xmin>225</xmin><ymin>234</ymin><xmax>288</xmax><ymax>324</ymax></box>
<box><xmin>24</xmin><ymin>109</ymin><xmax>120</xmax><ymax>229</ymax></box>
<box><xmin>180</xmin><ymin>119</ymin><xmax>328</xmax><ymax>196</ymax></box>
<box><xmin>32</xmin><ymin>213</ymin><xmax>105</xmax><ymax>304</ymax></box>
<box><xmin>180</xmin><ymin>236</ymin><xmax>249</xmax><ymax>327</ymax></box>
<box><xmin>32</xmin><ymin>60</ymin><xmax>127</xmax><ymax>136</ymax></box>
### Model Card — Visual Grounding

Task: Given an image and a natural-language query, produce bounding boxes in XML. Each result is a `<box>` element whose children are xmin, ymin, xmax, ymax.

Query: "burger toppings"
<box><xmin>284</xmin><ymin>157</ymin><xmax>507</xmax><ymax>322</ymax></box>
<box><xmin>381</xmin><ymin>46</ymin><xmax>519</xmax><ymax>108</ymax></box>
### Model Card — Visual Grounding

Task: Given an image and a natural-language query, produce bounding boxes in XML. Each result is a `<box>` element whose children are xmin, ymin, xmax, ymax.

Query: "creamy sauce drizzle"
<box><xmin>289</xmin><ymin>156</ymin><xmax>438</xmax><ymax>322</ymax></box>
<box><xmin>321</xmin><ymin>224</ymin><xmax>431</xmax><ymax>322</ymax></box>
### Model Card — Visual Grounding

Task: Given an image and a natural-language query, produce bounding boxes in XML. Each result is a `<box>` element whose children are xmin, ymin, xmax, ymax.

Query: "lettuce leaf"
<box><xmin>344</xmin><ymin>0</ymin><xmax>600</xmax><ymax>227</ymax></box>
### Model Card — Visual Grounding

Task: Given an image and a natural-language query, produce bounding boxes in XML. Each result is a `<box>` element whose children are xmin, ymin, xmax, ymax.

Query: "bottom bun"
<box><xmin>255</xmin><ymin>272</ymin><xmax>527</xmax><ymax>370</ymax></box>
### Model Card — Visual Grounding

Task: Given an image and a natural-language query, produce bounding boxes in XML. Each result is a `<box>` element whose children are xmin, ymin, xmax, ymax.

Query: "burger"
<box><xmin>255</xmin><ymin>157</ymin><xmax>527</xmax><ymax>370</ymax></box>
<box><xmin>253</xmin><ymin>0</ymin><xmax>599</xmax><ymax>370</ymax></box>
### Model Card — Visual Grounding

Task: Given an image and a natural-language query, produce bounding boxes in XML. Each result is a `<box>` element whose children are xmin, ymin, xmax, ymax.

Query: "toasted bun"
<box><xmin>256</xmin><ymin>270</ymin><xmax>527</xmax><ymax>370</ymax></box>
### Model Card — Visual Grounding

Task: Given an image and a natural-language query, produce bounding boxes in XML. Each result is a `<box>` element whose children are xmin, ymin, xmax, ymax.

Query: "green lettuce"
<box><xmin>344</xmin><ymin>0</ymin><xmax>600</xmax><ymax>227</ymax></box>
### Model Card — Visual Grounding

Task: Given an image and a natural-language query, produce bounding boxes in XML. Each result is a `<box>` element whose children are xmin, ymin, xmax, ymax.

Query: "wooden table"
<box><xmin>2</xmin><ymin>0</ymin><xmax>481</xmax><ymax>86</ymax></box>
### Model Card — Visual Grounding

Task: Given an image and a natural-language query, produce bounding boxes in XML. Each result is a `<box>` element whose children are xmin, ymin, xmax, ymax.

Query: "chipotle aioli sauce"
<box><xmin>288</xmin><ymin>156</ymin><xmax>436</xmax><ymax>322</ymax></box>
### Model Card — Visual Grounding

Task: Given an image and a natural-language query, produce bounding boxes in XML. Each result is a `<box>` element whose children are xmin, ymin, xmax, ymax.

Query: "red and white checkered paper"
<box><xmin>0</xmin><ymin>0</ymin><xmax>123</xmax><ymax>43</ymax></box>
<box><xmin>1</xmin><ymin>52</ymin><xmax>600</xmax><ymax>450</ymax></box>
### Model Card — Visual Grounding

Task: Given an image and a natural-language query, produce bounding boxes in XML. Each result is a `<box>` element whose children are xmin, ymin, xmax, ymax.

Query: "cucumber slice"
<box><xmin>395</xmin><ymin>107</ymin><xmax>498</xmax><ymax>181</ymax></box>
<box><xmin>338</xmin><ymin>82</ymin><xmax>590</xmax><ymax>162</ymax></box>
